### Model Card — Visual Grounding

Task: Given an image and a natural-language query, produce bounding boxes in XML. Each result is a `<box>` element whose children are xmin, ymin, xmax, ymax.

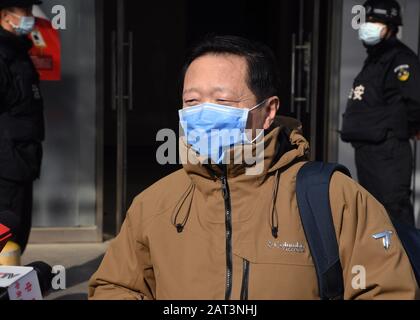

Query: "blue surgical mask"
<box><xmin>358</xmin><ymin>22</ymin><xmax>385</xmax><ymax>46</ymax></box>
<box><xmin>179</xmin><ymin>101</ymin><xmax>266</xmax><ymax>164</ymax></box>
<box><xmin>9</xmin><ymin>13</ymin><xmax>35</xmax><ymax>36</ymax></box>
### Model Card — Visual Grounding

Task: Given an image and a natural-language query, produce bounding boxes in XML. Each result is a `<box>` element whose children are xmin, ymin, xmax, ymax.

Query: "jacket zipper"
<box><xmin>240</xmin><ymin>259</ymin><xmax>250</xmax><ymax>300</ymax></box>
<box><xmin>221</xmin><ymin>172</ymin><xmax>233</xmax><ymax>300</ymax></box>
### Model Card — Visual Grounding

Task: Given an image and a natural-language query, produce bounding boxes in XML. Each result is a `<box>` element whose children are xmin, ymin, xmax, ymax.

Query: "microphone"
<box><xmin>0</xmin><ymin>262</ymin><xmax>53</xmax><ymax>300</ymax></box>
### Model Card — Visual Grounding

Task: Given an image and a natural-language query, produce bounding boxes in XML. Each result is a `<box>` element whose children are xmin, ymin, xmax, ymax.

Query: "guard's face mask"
<box><xmin>8</xmin><ymin>12</ymin><xmax>35</xmax><ymax>36</ymax></box>
<box><xmin>358</xmin><ymin>22</ymin><xmax>386</xmax><ymax>46</ymax></box>
<box><xmin>179</xmin><ymin>100</ymin><xmax>266</xmax><ymax>164</ymax></box>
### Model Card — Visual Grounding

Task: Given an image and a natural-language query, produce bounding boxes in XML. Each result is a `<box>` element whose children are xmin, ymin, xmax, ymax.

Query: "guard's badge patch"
<box><xmin>394</xmin><ymin>64</ymin><xmax>410</xmax><ymax>82</ymax></box>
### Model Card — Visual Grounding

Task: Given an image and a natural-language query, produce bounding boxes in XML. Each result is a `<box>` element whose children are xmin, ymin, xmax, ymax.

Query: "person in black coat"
<box><xmin>341</xmin><ymin>0</ymin><xmax>420</xmax><ymax>227</ymax></box>
<box><xmin>0</xmin><ymin>0</ymin><xmax>44</xmax><ymax>253</ymax></box>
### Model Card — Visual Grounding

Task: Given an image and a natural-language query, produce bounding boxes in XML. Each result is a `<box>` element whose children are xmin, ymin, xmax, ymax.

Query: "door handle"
<box><xmin>128</xmin><ymin>31</ymin><xmax>133</xmax><ymax>111</ymax></box>
<box><xmin>291</xmin><ymin>33</ymin><xmax>312</xmax><ymax>115</ymax></box>
<box><xmin>291</xmin><ymin>33</ymin><xmax>296</xmax><ymax>114</ymax></box>
<box><xmin>123</xmin><ymin>31</ymin><xmax>134</xmax><ymax>111</ymax></box>
<box><xmin>111</xmin><ymin>31</ymin><xmax>117</xmax><ymax>111</ymax></box>
<box><xmin>303</xmin><ymin>37</ymin><xmax>312</xmax><ymax>114</ymax></box>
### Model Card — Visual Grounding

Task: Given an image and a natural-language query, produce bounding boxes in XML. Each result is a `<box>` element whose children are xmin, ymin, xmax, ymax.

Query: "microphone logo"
<box><xmin>0</xmin><ymin>272</ymin><xmax>20</xmax><ymax>280</ymax></box>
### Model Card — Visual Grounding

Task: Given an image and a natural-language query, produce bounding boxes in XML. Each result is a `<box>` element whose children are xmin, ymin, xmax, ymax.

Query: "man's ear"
<box><xmin>263</xmin><ymin>97</ymin><xmax>280</xmax><ymax>130</ymax></box>
<box><xmin>0</xmin><ymin>10</ymin><xmax>6</xmax><ymax>25</ymax></box>
<box><xmin>1</xmin><ymin>9</ymin><xmax>10</xmax><ymax>21</ymax></box>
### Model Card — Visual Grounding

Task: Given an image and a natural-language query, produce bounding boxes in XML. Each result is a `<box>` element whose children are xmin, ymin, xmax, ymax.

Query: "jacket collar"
<box><xmin>365</xmin><ymin>36</ymin><xmax>401</xmax><ymax>62</ymax></box>
<box><xmin>181</xmin><ymin>116</ymin><xmax>310</xmax><ymax>188</ymax></box>
<box><xmin>0</xmin><ymin>26</ymin><xmax>33</xmax><ymax>59</ymax></box>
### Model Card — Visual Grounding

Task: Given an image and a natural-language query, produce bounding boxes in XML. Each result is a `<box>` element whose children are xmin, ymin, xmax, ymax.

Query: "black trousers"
<box><xmin>0</xmin><ymin>178</ymin><xmax>33</xmax><ymax>253</ymax></box>
<box><xmin>355</xmin><ymin>137</ymin><xmax>415</xmax><ymax>226</ymax></box>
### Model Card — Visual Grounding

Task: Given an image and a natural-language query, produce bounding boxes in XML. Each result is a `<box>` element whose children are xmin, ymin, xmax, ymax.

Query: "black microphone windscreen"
<box><xmin>26</xmin><ymin>261</ymin><xmax>53</xmax><ymax>295</ymax></box>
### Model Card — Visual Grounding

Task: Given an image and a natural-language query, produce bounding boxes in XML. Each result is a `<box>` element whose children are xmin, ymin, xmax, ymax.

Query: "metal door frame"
<box><xmin>115</xmin><ymin>0</ymin><xmax>127</xmax><ymax>234</ymax></box>
<box><xmin>309</xmin><ymin>0</ymin><xmax>321</xmax><ymax>161</ymax></box>
<box><xmin>290</xmin><ymin>0</ymin><xmax>323</xmax><ymax>161</ymax></box>
<box><xmin>326</xmin><ymin>0</ymin><xmax>344</xmax><ymax>163</ymax></box>
<box><xmin>413</xmin><ymin>4</ymin><xmax>420</xmax><ymax>227</ymax></box>
<box><xmin>114</xmin><ymin>0</ymin><xmax>134</xmax><ymax>233</ymax></box>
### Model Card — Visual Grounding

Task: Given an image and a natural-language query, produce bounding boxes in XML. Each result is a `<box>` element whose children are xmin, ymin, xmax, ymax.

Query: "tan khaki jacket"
<box><xmin>89</xmin><ymin>118</ymin><xmax>419</xmax><ymax>300</ymax></box>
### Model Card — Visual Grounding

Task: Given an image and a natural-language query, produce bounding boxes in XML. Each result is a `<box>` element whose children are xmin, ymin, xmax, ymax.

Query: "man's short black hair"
<box><xmin>182</xmin><ymin>35</ymin><xmax>280</xmax><ymax>103</ymax></box>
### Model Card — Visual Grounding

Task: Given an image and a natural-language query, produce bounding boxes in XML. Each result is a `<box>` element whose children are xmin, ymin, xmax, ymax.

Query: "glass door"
<box><xmin>31</xmin><ymin>0</ymin><xmax>100</xmax><ymax>243</ymax></box>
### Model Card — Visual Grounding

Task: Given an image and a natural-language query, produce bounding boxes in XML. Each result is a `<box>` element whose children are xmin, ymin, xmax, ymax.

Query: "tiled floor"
<box><xmin>21</xmin><ymin>242</ymin><xmax>109</xmax><ymax>300</ymax></box>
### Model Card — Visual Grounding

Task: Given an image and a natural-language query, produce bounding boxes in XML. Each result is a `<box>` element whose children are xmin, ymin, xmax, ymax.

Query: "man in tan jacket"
<box><xmin>89</xmin><ymin>35</ymin><xmax>419</xmax><ymax>300</ymax></box>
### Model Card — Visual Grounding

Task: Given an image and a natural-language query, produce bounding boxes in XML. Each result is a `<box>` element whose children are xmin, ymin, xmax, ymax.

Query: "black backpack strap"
<box><xmin>391</xmin><ymin>219</ymin><xmax>420</xmax><ymax>286</ymax></box>
<box><xmin>296</xmin><ymin>162</ymin><xmax>351</xmax><ymax>300</ymax></box>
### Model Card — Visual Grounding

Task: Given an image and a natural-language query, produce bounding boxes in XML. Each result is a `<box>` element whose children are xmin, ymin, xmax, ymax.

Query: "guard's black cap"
<box><xmin>363</xmin><ymin>0</ymin><xmax>403</xmax><ymax>26</ymax></box>
<box><xmin>0</xmin><ymin>0</ymin><xmax>42</xmax><ymax>10</ymax></box>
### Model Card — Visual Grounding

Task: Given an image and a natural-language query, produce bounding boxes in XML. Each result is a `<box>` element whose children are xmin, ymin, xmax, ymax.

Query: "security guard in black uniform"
<box><xmin>341</xmin><ymin>0</ymin><xmax>420</xmax><ymax>227</ymax></box>
<box><xmin>0</xmin><ymin>0</ymin><xmax>44</xmax><ymax>254</ymax></box>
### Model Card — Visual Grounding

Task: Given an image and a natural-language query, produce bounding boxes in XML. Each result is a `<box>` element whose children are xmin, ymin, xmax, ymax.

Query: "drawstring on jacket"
<box><xmin>270</xmin><ymin>170</ymin><xmax>281</xmax><ymax>239</ymax></box>
<box><xmin>173</xmin><ymin>169</ymin><xmax>281</xmax><ymax>238</ymax></box>
<box><xmin>172</xmin><ymin>182</ymin><xmax>195</xmax><ymax>233</ymax></box>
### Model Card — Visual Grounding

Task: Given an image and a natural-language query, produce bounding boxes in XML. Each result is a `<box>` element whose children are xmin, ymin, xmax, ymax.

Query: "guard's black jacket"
<box><xmin>341</xmin><ymin>37</ymin><xmax>420</xmax><ymax>144</ymax></box>
<box><xmin>0</xmin><ymin>27</ymin><xmax>44</xmax><ymax>182</ymax></box>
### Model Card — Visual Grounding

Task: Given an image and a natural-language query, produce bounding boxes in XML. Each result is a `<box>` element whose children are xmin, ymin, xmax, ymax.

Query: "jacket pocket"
<box><xmin>0</xmin><ymin>138</ymin><xmax>42</xmax><ymax>182</ymax></box>
<box><xmin>341</xmin><ymin>106</ymin><xmax>391</xmax><ymax>143</ymax></box>
<box><xmin>244</xmin><ymin>262</ymin><xmax>319</xmax><ymax>299</ymax></box>
<box><xmin>15</xmin><ymin>141</ymin><xmax>43</xmax><ymax>181</ymax></box>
